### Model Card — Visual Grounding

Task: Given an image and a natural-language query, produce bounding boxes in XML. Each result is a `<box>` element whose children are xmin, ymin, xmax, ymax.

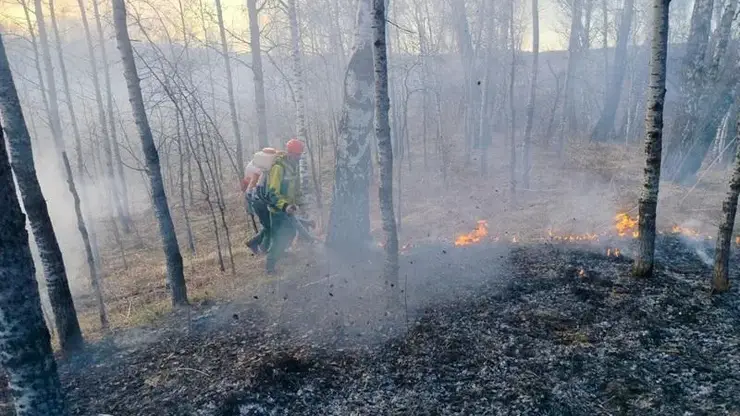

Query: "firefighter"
<box><xmin>263</xmin><ymin>138</ymin><xmax>304</xmax><ymax>274</ymax></box>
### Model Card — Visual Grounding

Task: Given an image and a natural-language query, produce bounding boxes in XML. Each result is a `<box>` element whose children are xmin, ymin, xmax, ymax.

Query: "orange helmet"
<box><xmin>286</xmin><ymin>138</ymin><xmax>305</xmax><ymax>155</ymax></box>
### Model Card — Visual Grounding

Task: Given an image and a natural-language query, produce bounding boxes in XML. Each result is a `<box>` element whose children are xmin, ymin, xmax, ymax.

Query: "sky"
<box><xmin>0</xmin><ymin>0</ymin><xmax>570</xmax><ymax>52</ymax></box>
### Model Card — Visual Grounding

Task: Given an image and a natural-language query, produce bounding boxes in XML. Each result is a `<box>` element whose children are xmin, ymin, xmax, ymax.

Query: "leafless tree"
<box><xmin>633</xmin><ymin>0</ymin><xmax>671</xmax><ymax>278</ymax></box>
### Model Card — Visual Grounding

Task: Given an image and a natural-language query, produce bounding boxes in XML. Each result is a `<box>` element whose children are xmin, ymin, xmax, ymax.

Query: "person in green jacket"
<box><xmin>264</xmin><ymin>138</ymin><xmax>304</xmax><ymax>274</ymax></box>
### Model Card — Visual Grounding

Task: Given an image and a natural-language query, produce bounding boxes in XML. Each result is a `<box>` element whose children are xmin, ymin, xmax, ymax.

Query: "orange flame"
<box><xmin>606</xmin><ymin>248</ymin><xmax>621</xmax><ymax>257</ymax></box>
<box><xmin>454</xmin><ymin>220</ymin><xmax>489</xmax><ymax>246</ymax></box>
<box><xmin>615</xmin><ymin>213</ymin><xmax>638</xmax><ymax>237</ymax></box>
<box><xmin>578</xmin><ymin>268</ymin><xmax>586</xmax><ymax>278</ymax></box>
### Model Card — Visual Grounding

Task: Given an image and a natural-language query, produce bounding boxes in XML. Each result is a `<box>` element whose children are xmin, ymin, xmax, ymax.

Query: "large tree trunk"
<box><xmin>451</xmin><ymin>0</ymin><xmax>477</xmax><ymax>161</ymax></box>
<box><xmin>591</xmin><ymin>0</ymin><xmax>634</xmax><ymax>141</ymax></box>
<box><xmin>11</xmin><ymin>4</ymin><xmax>89</xmax><ymax>353</ymax></box>
<box><xmin>287</xmin><ymin>0</ymin><xmax>314</xmax><ymax>209</ymax></box>
<box><xmin>247</xmin><ymin>0</ymin><xmax>269</xmax><ymax>148</ymax></box>
<box><xmin>91</xmin><ymin>0</ymin><xmax>132</xmax><ymax>232</ymax></box>
<box><xmin>633</xmin><ymin>0</ymin><xmax>670</xmax><ymax>278</ymax></box>
<box><xmin>373</xmin><ymin>0</ymin><xmax>399</xmax><ymax>290</ymax></box>
<box><xmin>664</xmin><ymin>0</ymin><xmax>737</xmax><ymax>182</ymax></box>
<box><xmin>712</xmin><ymin>112</ymin><xmax>740</xmax><ymax>293</ymax></box>
<box><xmin>112</xmin><ymin>0</ymin><xmax>188</xmax><ymax>306</ymax></box>
<box><xmin>214</xmin><ymin>0</ymin><xmax>244</xmax><ymax>177</ymax></box>
<box><xmin>326</xmin><ymin>0</ymin><xmax>374</xmax><ymax>252</ymax></box>
<box><xmin>662</xmin><ymin>0</ymin><xmax>715</xmax><ymax>182</ymax></box>
<box><xmin>557</xmin><ymin>0</ymin><xmax>583</xmax><ymax>154</ymax></box>
<box><xmin>522</xmin><ymin>0</ymin><xmax>539</xmax><ymax>189</ymax></box>
<box><xmin>0</xmin><ymin>124</ymin><xmax>68</xmax><ymax>416</ymax></box>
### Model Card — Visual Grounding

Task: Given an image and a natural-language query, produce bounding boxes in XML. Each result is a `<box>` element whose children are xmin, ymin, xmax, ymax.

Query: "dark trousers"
<box><xmin>266</xmin><ymin>211</ymin><xmax>297</xmax><ymax>272</ymax></box>
<box><xmin>247</xmin><ymin>198</ymin><xmax>272</xmax><ymax>252</ymax></box>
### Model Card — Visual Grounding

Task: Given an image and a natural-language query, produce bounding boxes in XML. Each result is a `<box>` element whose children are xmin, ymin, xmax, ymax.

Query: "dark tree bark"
<box><xmin>591</xmin><ymin>0</ymin><xmax>634</xmax><ymax>141</ymax></box>
<box><xmin>633</xmin><ymin>0</ymin><xmax>671</xmax><ymax>278</ymax></box>
<box><xmin>247</xmin><ymin>0</ymin><xmax>269</xmax><ymax>148</ymax></box>
<box><xmin>6</xmin><ymin>8</ymin><xmax>86</xmax><ymax>353</ymax></box>
<box><xmin>0</xmin><ymin>52</ymin><xmax>68</xmax><ymax>416</ymax></box>
<box><xmin>326</xmin><ymin>0</ymin><xmax>374</xmax><ymax>252</ymax></box>
<box><xmin>712</xmin><ymin>112</ymin><xmax>740</xmax><ymax>293</ymax></box>
<box><xmin>373</xmin><ymin>0</ymin><xmax>399</xmax><ymax>287</ymax></box>
<box><xmin>112</xmin><ymin>0</ymin><xmax>188</xmax><ymax>306</ymax></box>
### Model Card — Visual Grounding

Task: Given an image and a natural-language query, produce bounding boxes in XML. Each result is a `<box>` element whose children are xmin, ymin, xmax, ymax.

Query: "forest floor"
<box><xmin>30</xmin><ymin>238</ymin><xmax>740</xmax><ymax>415</ymax></box>
<box><xmin>3</xmin><ymin>140</ymin><xmax>740</xmax><ymax>415</ymax></box>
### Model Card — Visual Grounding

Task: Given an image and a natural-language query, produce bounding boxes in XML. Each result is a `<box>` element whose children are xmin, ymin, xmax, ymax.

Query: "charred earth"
<box><xmin>3</xmin><ymin>236</ymin><xmax>739</xmax><ymax>415</ymax></box>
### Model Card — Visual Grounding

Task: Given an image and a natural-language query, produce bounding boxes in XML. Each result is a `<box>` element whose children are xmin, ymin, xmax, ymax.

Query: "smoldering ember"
<box><xmin>1</xmin><ymin>0</ymin><xmax>740</xmax><ymax>414</ymax></box>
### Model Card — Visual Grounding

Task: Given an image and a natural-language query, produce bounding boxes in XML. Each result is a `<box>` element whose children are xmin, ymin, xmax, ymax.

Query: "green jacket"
<box><xmin>266</xmin><ymin>154</ymin><xmax>301</xmax><ymax>212</ymax></box>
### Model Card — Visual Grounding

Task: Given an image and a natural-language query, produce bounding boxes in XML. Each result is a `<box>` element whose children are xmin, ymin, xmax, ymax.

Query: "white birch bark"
<box><xmin>373</xmin><ymin>0</ymin><xmax>399</xmax><ymax>288</ymax></box>
<box><xmin>326</xmin><ymin>0</ymin><xmax>374</xmax><ymax>251</ymax></box>
<box><xmin>633</xmin><ymin>0</ymin><xmax>671</xmax><ymax>278</ymax></box>
<box><xmin>247</xmin><ymin>0</ymin><xmax>269</xmax><ymax>148</ymax></box>
<box><xmin>287</xmin><ymin>0</ymin><xmax>312</xmax><ymax>207</ymax></box>
<box><xmin>0</xmin><ymin>120</ymin><xmax>68</xmax><ymax>416</ymax></box>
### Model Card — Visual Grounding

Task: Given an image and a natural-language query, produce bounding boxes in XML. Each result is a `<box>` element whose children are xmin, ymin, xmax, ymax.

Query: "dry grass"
<box><xmin>62</xmin><ymin>136</ymin><xmax>736</xmax><ymax>346</ymax></box>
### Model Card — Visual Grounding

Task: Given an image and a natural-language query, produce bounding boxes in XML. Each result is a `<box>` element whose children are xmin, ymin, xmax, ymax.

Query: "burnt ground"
<box><xmin>3</xmin><ymin>236</ymin><xmax>740</xmax><ymax>415</ymax></box>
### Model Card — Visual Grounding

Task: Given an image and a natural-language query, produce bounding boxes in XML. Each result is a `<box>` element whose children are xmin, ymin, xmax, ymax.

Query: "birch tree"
<box><xmin>712</xmin><ymin>112</ymin><xmax>740</xmax><ymax>293</ymax></box>
<box><xmin>522</xmin><ymin>0</ymin><xmax>539</xmax><ymax>189</ymax></box>
<box><xmin>214</xmin><ymin>0</ymin><xmax>244</xmax><ymax>177</ymax></box>
<box><xmin>10</xmin><ymin>2</ymin><xmax>103</xmax><ymax>349</ymax></box>
<box><xmin>373</xmin><ymin>0</ymin><xmax>399</xmax><ymax>288</ymax></box>
<box><xmin>0</xmin><ymin>49</ymin><xmax>68</xmax><ymax>416</ymax></box>
<box><xmin>247</xmin><ymin>0</ymin><xmax>269</xmax><ymax>148</ymax></box>
<box><xmin>633</xmin><ymin>0</ymin><xmax>671</xmax><ymax>278</ymax></box>
<box><xmin>286</xmin><ymin>0</ymin><xmax>313</xmax><ymax>208</ymax></box>
<box><xmin>112</xmin><ymin>0</ymin><xmax>188</xmax><ymax>306</ymax></box>
<box><xmin>326</xmin><ymin>0</ymin><xmax>374</xmax><ymax>251</ymax></box>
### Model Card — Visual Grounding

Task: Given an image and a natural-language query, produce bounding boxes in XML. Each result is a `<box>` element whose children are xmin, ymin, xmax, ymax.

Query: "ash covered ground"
<box><xmin>10</xmin><ymin>237</ymin><xmax>740</xmax><ymax>415</ymax></box>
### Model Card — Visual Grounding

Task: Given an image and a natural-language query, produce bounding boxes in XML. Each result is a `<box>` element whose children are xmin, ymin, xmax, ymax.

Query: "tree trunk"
<box><xmin>326</xmin><ymin>0</ymin><xmax>374</xmax><ymax>252</ymax></box>
<box><xmin>508</xmin><ymin>2</ymin><xmax>517</xmax><ymax>201</ymax></box>
<box><xmin>112</xmin><ymin>0</ymin><xmax>188</xmax><ymax>306</ymax></box>
<box><xmin>1</xmin><ymin>30</ymin><xmax>85</xmax><ymax>355</ymax></box>
<box><xmin>522</xmin><ymin>0</ymin><xmax>539</xmax><ymax>189</ymax></box>
<box><xmin>663</xmin><ymin>0</ymin><xmax>736</xmax><ymax>182</ymax></box>
<box><xmin>713</xmin><ymin>112</ymin><xmax>740</xmax><ymax>293</ymax></box>
<box><xmin>452</xmin><ymin>0</ymin><xmax>477</xmax><ymax>161</ymax></box>
<box><xmin>92</xmin><ymin>0</ymin><xmax>132</xmax><ymax>232</ymax></box>
<box><xmin>633</xmin><ymin>0</ymin><xmax>670</xmax><ymax>278</ymax></box>
<box><xmin>373</xmin><ymin>0</ymin><xmax>399</xmax><ymax>290</ymax></box>
<box><xmin>662</xmin><ymin>0</ymin><xmax>714</xmax><ymax>181</ymax></box>
<box><xmin>286</xmin><ymin>0</ymin><xmax>313</xmax><ymax>209</ymax></box>
<box><xmin>557</xmin><ymin>0</ymin><xmax>583</xmax><ymax>154</ymax></box>
<box><xmin>0</xmin><ymin>123</ymin><xmax>68</xmax><ymax>416</ymax></box>
<box><xmin>591</xmin><ymin>0</ymin><xmax>634</xmax><ymax>141</ymax></box>
<box><xmin>214</xmin><ymin>0</ymin><xmax>244</xmax><ymax>177</ymax></box>
<box><xmin>247</xmin><ymin>0</ymin><xmax>269</xmax><ymax>148</ymax></box>
<box><xmin>48</xmin><ymin>0</ymin><xmax>108</xmax><ymax>331</ymax></box>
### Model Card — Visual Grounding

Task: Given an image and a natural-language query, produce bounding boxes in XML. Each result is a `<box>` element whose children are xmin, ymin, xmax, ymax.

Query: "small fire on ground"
<box><xmin>452</xmin><ymin>212</ymin><xmax>739</xmax><ymax>253</ymax></box>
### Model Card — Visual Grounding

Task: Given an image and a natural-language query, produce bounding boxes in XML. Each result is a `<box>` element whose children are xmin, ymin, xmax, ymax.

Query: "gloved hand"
<box><xmin>285</xmin><ymin>204</ymin><xmax>298</xmax><ymax>215</ymax></box>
